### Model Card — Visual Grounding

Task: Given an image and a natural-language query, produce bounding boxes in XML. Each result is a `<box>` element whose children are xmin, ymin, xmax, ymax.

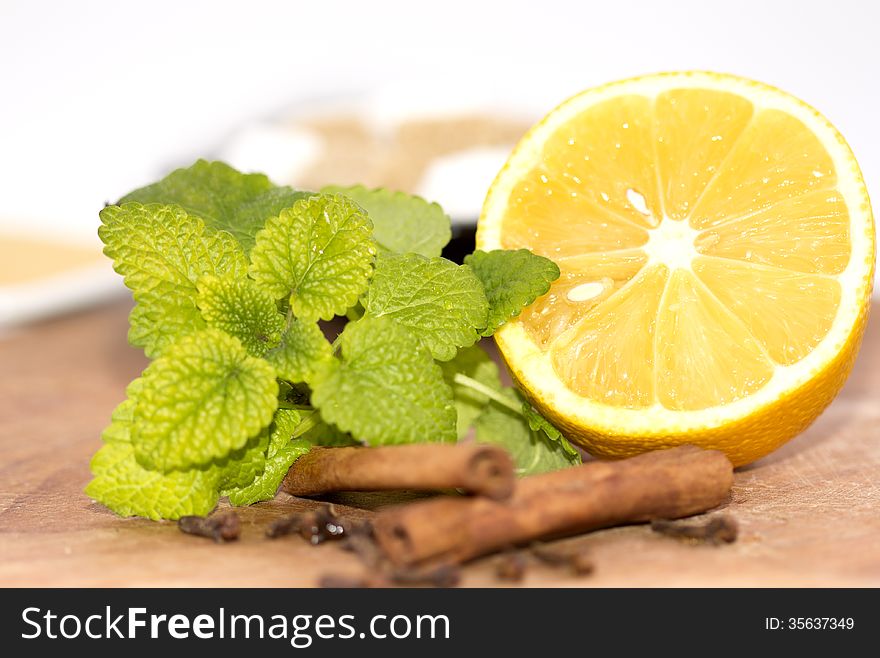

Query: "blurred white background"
<box><xmin>0</xmin><ymin>0</ymin><xmax>877</xmax><ymax>243</ymax></box>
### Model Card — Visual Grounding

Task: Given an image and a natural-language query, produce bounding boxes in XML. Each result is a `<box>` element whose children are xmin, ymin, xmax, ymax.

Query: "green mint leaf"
<box><xmin>226</xmin><ymin>410</ymin><xmax>311</xmax><ymax>506</ymax></box>
<box><xmin>474</xmin><ymin>391</ymin><xmax>580</xmax><ymax>476</ymax></box>
<box><xmin>99</xmin><ymin>204</ymin><xmax>250</xmax><ymax>295</ymax></box>
<box><xmin>464</xmin><ymin>249</ymin><xmax>560</xmax><ymax>336</ymax></box>
<box><xmin>196</xmin><ymin>275</ymin><xmax>285</xmax><ymax>357</ymax></box>
<box><xmin>270</xmin><ymin>406</ymin><xmax>303</xmax><ymax>442</ymax></box>
<box><xmin>363</xmin><ymin>253</ymin><xmax>488</xmax><ymax>361</ymax></box>
<box><xmin>249</xmin><ymin>194</ymin><xmax>377</xmax><ymax>321</ymax></box>
<box><xmin>344</xmin><ymin>301</ymin><xmax>365</xmax><ymax>322</ymax></box>
<box><xmin>127</xmin><ymin>302</ymin><xmax>198</xmax><ymax>359</ymax></box>
<box><xmin>298</xmin><ymin>419</ymin><xmax>359</xmax><ymax>447</ymax></box>
<box><xmin>311</xmin><ymin>317</ymin><xmax>456</xmax><ymax>444</ymax></box>
<box><xmin>230</xmin><ymin>187</ymin><xmax>312</xmax><ymax>251</ymax></box>
<box><xmin>89</xmin><ymin>377</ymin><xmax>224</xmax><ymax>520</ymax></box>
<box><xmin>264</xmin><ymin>318</ymin><xmax>333</xmax><ymax>384</ymax></box>
<box><xmin>213</xmin><ymin>430</ymin><xmax>271</xmax><ymax>492</ymax></box>
<box><xmin>132</xmin><ymin>329</ymin><xmax>278</xmax><ymax>471</ymax></box>
<box><xmin>226</xmin><ymin>440</ymin><xmax>309</xmax><ymax>505</ymax></box>
<box><xmin>85</xmin><ymin>442</ymin><xmax>219</xmax><ymax>521</ymax></box>
<box><xmin>322</xmin><ymin>185</ymin><xmax>451</xmax><ymax>257</ymax></box>
<box><xmin>99</xmin><ymin>203</ymin><xmax>249</xmax><ymax>357</ymax></box>
<box><xmin>100</xmin><ymin>378</ymin><xmax>144</xmax><ymax>444</ymax></box>
<box><xmin>119</xmin><ymin>160</ymin><xmax>273</xmax><ymax>227</ymax></box>
<box><xmin>119</xmin><ymin>160</ymin><xmax>307</xmax><ymax>250</ymax></box>
<box><xmin>277</xmin><ymin>396</ymin><xmax>357</xmax><ymax>446</ymax></box>
<box><xmin>90</xmin><ymin>368</ymin><xmax>269</xmax><ymax>516</ymax></box>
<box><xmin>521</xmin><ymin>403</ymin><xmax>581</xmax><ymax>459</ymax></box>
<box><xmin>439</xmin><ymin>345</ymin><xmax>503</xmax><ymax>439</ymax></box>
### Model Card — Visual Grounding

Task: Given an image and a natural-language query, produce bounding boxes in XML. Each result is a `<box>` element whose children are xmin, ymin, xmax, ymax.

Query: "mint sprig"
<box><xmin>87</xmin><ymin>160</ymin><xmax>569</xmax><ymax>520</ymax></box>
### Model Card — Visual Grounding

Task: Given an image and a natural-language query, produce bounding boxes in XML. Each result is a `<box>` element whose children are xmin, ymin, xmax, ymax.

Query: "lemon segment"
<box><xmin>693</xmin><ymin>257</ymin><xmax>841</xmax><ymax>365</ymax></box>
<box><xmin>520</xmin><ymin>250</ymin><xmax>647</xmax><ymax>348</ymax></box>
<box><xmin>551</xmin><ymin>264</ymin><xmax>667</xmax><ymax>408</ymax></box>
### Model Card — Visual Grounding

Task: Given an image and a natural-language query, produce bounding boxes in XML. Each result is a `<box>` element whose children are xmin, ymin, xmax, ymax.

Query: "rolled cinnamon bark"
<box><xmin>282</xmin><ymin>444</ymin><xmax>516</xmax><ymax>500</ymax></box>
<box><xmin>372</xmin><ymin>445</ymin><xmax>733</xmax><ymax>566</ymax></box>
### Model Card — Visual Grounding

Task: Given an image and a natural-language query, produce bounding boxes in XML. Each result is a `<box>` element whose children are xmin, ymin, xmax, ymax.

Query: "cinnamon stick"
<box><xmin>282</xmin><ymin>444</ymin><xmax>516</xmax><ymax>500</ymax></box>
<box><xmin>372</xmin><ymin>445</ymin><xmax>733</xmax><ymax>567</ymax></box>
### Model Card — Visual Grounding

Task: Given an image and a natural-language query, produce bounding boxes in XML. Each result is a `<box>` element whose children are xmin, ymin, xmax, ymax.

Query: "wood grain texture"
<box><xmin>1</xmin><ymin>301</ymin><xmax>878</xmax><ymax>587</ymax></box>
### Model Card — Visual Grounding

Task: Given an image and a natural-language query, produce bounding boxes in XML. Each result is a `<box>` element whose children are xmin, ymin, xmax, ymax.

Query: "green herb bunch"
<box><xmin>86</xmin><ymin>160</ymin><xmax>580</xmax><ymax>520</ymax></box>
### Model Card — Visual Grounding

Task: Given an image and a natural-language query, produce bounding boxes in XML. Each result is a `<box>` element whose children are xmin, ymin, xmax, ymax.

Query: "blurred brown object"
<box><xmin>0</xmin><ymin>234</ymin><xmax>104</xmax><ymax>286</ymax></box>
<box><xmin>295</xmin><ymin>114</ymin><xmax>530</xmax><ymax>193</ymax></box>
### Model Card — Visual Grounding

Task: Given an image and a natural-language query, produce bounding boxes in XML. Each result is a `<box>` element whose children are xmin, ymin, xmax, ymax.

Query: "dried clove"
<box><xmin>341</xmin><ymin>526</ymin><xmax>384</xmax><ymax>570</ymax></box>
<box><xmin>495</xmin><ymin>552</ymin><xmax>528</xmax><ymax>582</ymax></box>
<box><xmin>319</xmin><ymin>574</ymin><xmax>388</xmax><ymax>588</ymax></box>
<box><xmin>267</xmin><ymin>504</ymin><xmax>366</xmax><ymax>545</ymax></box>
<box><xmin>651</xmin><ymin>515</ymin><xmax>739</xmax><ymax>545</ymax></box>
<box><xmin>299</xmin><ymin>504</ymin><xmax>348</xmax><ymax>544</ymax></box>
<box><xmin>178</xmin><ymin>511</ymin><xmax>240</xmax><ymax>543</ymax></box>
<box><xmin>318</xmin><ymin>563</ymin><xmax>460</xmax><ymax>589</ymax></box>
<box><xmin>387</xmin><ymin>563</ymin><xmax>461</xmax><ymax>588</ymax></box>
<box><xmin>530</xmin><ymin>544</ymin><xmax>595</xmax><ymax>576</ymax></box>
<box><xmin>265</xmin><ymin>514</ymin><xmax>302</xmax><ymax>539</ymax></box>
<box><xmin>529</xmin><ymin>544</ymin><xmax>569</xmax><ymax>567</ymax></box>
<box><xmin>568</xmin><ymin>552</ymin><xmax>596</xmax><ymax>576</ymax></box>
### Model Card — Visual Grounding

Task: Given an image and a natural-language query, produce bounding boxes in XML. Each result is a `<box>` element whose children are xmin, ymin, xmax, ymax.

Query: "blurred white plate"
<box><xmin>219</xmin><ymin>85</ymin><xmax>537</xmax><ymax>226</ymax></box>
<box><xmin>0</xmin><ymin>232</ymin><xmax>121</xmax><ymax>331</ymax></box>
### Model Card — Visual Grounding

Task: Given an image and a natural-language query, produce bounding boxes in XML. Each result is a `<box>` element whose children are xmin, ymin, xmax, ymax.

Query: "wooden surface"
<box><xmin>1</xmin><ymin>300</ymin><xmax>879</xmax><ymax>587</ymax></box>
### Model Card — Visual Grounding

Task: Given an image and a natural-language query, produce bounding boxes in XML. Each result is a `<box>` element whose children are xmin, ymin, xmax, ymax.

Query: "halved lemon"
<box><xmin>477</xmin><ymin>72</ymin><xmax>874</xmax><ymax>466</ymax></box>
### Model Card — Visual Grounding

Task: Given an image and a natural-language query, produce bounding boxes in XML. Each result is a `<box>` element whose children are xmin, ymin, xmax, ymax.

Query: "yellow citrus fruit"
<box><xmin>477</xmin><ymin>72</ymin><xmax>875</xmax><ymax>466</ymax></box>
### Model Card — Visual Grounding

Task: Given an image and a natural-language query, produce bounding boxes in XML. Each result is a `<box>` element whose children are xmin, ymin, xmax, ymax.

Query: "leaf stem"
<box><xmin>291</xmin><ymin>409</ymin><xmax>321</xmax><ymax>439</ymax></box>
<box><xmin>453</xmin><ymin>373</ymin><xmax>522</xmax><ymax>414</ymax></box>
<box><xmin>278</xmin><ymin>402</ymin><xmax>315</xmax><ymax>411</ymax></box>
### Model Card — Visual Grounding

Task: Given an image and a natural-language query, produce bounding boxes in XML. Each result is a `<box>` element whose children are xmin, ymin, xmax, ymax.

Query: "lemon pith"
<box><xmin>477</xmin><ymin>72</ymin><xmax>875</xmax><ymax>466</ymax></box>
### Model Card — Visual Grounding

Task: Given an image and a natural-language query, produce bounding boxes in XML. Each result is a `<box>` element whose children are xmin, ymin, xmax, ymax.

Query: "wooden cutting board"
<box><xmin>1</xmin><ymin>301</ymin><xmax>878</xmax><ymax>587</ymax></box>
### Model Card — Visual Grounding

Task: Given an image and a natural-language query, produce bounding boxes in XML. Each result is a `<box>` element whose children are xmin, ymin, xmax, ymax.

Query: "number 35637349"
<box><xmin>765</xmin><ymin>618</ymin><xmax>854</xmax><ymax>630</ymax></box>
